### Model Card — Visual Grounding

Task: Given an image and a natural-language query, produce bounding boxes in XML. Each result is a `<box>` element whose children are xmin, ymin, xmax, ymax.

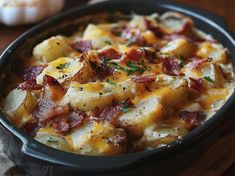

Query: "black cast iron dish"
<box><xmin>0</xmin><ymin>0</ymin><xmax>235</xmax><ymax>175</ymax></box>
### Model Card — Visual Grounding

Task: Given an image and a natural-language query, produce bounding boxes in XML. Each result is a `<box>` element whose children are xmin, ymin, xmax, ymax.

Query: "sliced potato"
<box><xmin>33</xmin><ymin>36</ymin><xmax>71</xmax><ymax>62</ymax></box>
<box><xmin>36</xmin><ymin>57</ymin><xmax>84</xmax><ymax>85</ymax></box>
<box><xmin>196</xmin><ymin>41</ymin><xmax>227</xmax><ymax>64</ymax></box>
<box><xmin>83</xmin><ymin>24</ymin><xmax>118</xmax><ymax>49</ymax></box>
<box><xmin>34</xmin><ymin>127</ymin><xmax>72</xmax><ymax>152</ymax></box>
<box><xmin>4</xmin><ymin>88</ymin><xmax>37</xmax><ymax>126</ymax></box>
<box><xmin>160</xmin><ymin>38</ymin><xmax>193</xmax><ymax>57</ymax></box>
<box><xmin>119</xmin><ymin>97</ymin><xmax>164</xmax><ymax>137</ymax></box>
<box><xmin>70</xmin><ymin>120</ymin><xmax>126</xmax><ymax>155</ymax></box>
<box><xmin>61</xmin><ymin>82</ymin><xmax>114</xmax><ymax>111</ymax></box>
<box><xmin>103</xmin><ymin>79</ymin><xmax>137</xmax><ymax>101</ymax></box>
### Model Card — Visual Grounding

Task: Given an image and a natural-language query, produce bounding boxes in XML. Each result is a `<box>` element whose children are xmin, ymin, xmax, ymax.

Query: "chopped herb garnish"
<box><xmin>125</xmin><ymin>39</ymin><xmax>134</xmax><ymax>47</ymax></box>
<box><xmin>178</xmin><ymin>55</ymin><xmax>186</xmax><ymax>68</ymax></box>
<box><xmin>120</xmin><ymin>103</ymin><xmax>131</xmax><ymax>112</ymax></box>
<box><xmin>204</xmin><ymin>76</ymin><xmax>214</xmax><ymax>83</ymax></box>
<box><xmin>126</xmin><ymin>61</ymin><xmax>146</xmax><ymax>75</ymax></box>
<box><xmin>58</xmin><ymin>74</ymin><xmax>68</xmax><ymax>79</ymax></box>
<box><xmin>104</xmin><ymin>40</ymin><xmax>112</xmax><ymax>45</ymax></box>
<box><xmin>47</xmin><ymin>136</ymin><xmax>58</xmax><ymax>143</ymax></box>
<box><xmin>106</xmin><ymin>79</ymin><xmax>117</xmax><ymax>85</ymax></box>
<box><xmin>99</xmin><ymin>92</ymin><xmax>103</xmax><ymax>96</ymax></box>
<box><xmin>56</xmin><ymin>62</ymin><xmax>70</xmax><ymax>70</ymax></box>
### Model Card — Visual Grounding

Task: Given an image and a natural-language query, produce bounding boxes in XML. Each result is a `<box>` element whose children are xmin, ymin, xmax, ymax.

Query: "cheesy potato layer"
<box><xmin>1</xmin><ymin>12</ymin><xmax>234</xmax><ymax>155</ymax></box>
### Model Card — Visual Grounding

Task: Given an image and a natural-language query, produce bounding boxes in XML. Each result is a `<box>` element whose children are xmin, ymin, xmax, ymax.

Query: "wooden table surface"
<box><xmin>0</xmin><ymin>0</ymin><xmax>235</xmax><ymax>175</ymax></box>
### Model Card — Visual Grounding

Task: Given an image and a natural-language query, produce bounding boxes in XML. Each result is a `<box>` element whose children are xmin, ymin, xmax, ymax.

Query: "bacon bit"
<box><xmin>69</xmin><ymin>109</ymin><xmax>87</xmax><ymax>129</ymax></box>
<box><xmin>18</xmin><ymin>80</ymin><xmax>42</xmax><ymax>90</ymax></box>
<box><xmin>54</xmin><ymin>116</ymin><xmax>69</xmax><ymax>134</ymax></box>
<box><xmin>90</xmin><ymin>60</ymin><xmax>114</xmax><ymax>80</ymax></box>
<box><xmin>43</xmin><ymin>75</ymin><xmax>61</xmax><ymax>87</ymax></box>
<box><xmin>131</xmin><ymin>75</ymin><xmax>155</xmax><ymax>83</ymax></box>
<box><xmin>188</xmin><ymin>57</ymin><xmax>212</xmax><ymax>70</ymax></box>
<box><xmin>161</xmin><ymin>58</ymin><xmax>184</xmax><ymax>76</ymax></box>
<box><xmin>144</xmin><ymin>18</ymin><xmax>162</xmax><ymax>37</ymax></box>
<box><xmin>99</xmin><ymin>48</ymin><xmax>120</xmax><ymax>60</ymax></box>
<box><xmin>22</xmin><ymin>65</ymin><xmax>45</xmax><ymax>81</ymax></box>
<box><xmin>33</xmin><ymin>97</ymin><xmax>65</xmax><ymax>124</ymax></box>
<box><xmin>188</xmin><ymin>77</ymin><xmax>205</xmax><ymax>91</ymax></box>
<box><xmin>100</xmin><ymin>104</ymin><xmax>121</xmax><ymax>126</ymax></box>
<box><xmin>71</xmin><ymin>40</ymin><xmax>92</xmax><ymax>52</ymax></box>
<box><xmin>179</xmin><ymin>111</ymin><xmax>205</xmax><ymax>130</ymax></box>
<box><xmin>122</xmin><ymin>27</ymin><xmax>146</xmax><ymax>46</ymax></box>
<box><xmin>143</xmin><ymin>49</ymin><xmax>157</xmax><ymax>63</ymax></box>
<box><xmin>21</xmin><ymin>118</ymin><xmax>38</xmax><ymax>137</ymax></box>
<box><xmin>126</xmin><ymin>48</ymin><xmax>144</xmax><ymax>61</ymax></box>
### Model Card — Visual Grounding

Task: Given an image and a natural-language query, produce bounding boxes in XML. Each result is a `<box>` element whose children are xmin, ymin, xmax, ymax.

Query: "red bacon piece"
<box><xmin>99</xmin><ymin>48</ymin><xmax>120</xmax><ymax>60</ymax></box>
<box><xmin>126</xmin><ymin>48</ymin><xmax>143</xmax><ymax>61</ymax></box>
<box><xmin>122</xmin><ymin>27</ymin><xmax>146</xmax><ymax>46</ymax></box>
<box><xmin>54</xmin><ymin>116</ymin><xmax>70</xmax><ymax>134</ymax></box>
<box><xmin>144</xmin><ymin>18</ymin><xmax>162</xmax><ymax>37</ymax></box>
<box><xmin>43</xmin><ymin>75</ymin><xmax>61</xmax><ymax>87</ymax></box>
<box><xmin>22</xmin><ymin>65</ymin><xmax>45</xmax><ymax>81</ymax></box>
<box><xmin>71</xmin><ymin>40</ymin><xmax>92</xmax><ymax>52</ymax></box>
<box><xmin>33</xmin><ymin>97</ymin><xmax>65</xmax><ymax>124</ymax></box>
<box><xmin>179</xmin><ymin>111</ymin><xmax>205</xmax><ymax>130</ymax></box>
<box><xmin>18</xmin><ymin>80</ymin><xmax>42</xmax><ymax>90</ymax></box>
<box><xmin>143</xmin><ymin>49</ymin><xmax>157</xmax><ymax>63</ymax></box>
<box><xmin>21</xmin><ymin>118</ymin><xmax>39</xmax><ymax>137</ymax></box>
<box><xmin>69</xmin><ymin>109</ymin><xmax>87</xmax><ymax>129</ymax></box>
<box><xmin>161</xmin><ymin>58</ymin><xmax>184</xmax><ymax>76</ymax></box>
<box><xmin>188</xmin><ymin>77</ymin><xmax>205</xmax><ymax>91</ymax></box>
<box><xmin>100</xmin><ymin>104</ymin><xmax>121</xmax><ymax>126</ymax></box>
<box><xmin>131</xmin><ymin>75</ymin><xmax>155</xmax><ymax>83</ymax></box>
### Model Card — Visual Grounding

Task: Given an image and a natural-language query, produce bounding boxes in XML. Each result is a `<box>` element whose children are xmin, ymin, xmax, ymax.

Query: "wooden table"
<box><xmin>0</xmin><ymin>0</ymin><xmax>235</xmax><ymax>175</ymax></box>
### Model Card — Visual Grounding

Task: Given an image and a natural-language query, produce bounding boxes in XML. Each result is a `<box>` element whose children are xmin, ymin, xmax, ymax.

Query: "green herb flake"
<box><xmin>47</xmin><ymin>136</ymin><xmax>58</xmax><ymax>143</ymax></box>
<box><xmin>120</xmin><ymin>103</ymin><xmax>131</xmax><ymax>112</ymax></box>
<box><xmin>178</xmin><ymin>55</ymin><xmax>186</xmax><ymax>68</ymax></box>
<box><xmin>56</xmin><ymin>62</ymin><xmax>70</xmax><ymax>70</ymax></box>
<box><xmin>106</xmin><ymin>79</ymin><xmax>117</xmax><ymax>85</ymax></box>
<box><xmin>104</xmin><ymin>40</ymin><xmax>112</xmax><ymax>45</ymax></box>
<box><xmin>125</xmin><ymin>39</ymin><xmax>134</xmax><ymax>47</ymax></box>
<box><xmin>204</xmin><ymin>76</ymin><xmax>214</xmax><ymax>83</ymax></box>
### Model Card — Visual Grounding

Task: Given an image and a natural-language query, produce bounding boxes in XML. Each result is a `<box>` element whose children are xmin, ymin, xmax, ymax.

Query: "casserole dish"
<box><xmin>0</xmin><ymin>0</ymin><xmax>235</xmax><ymax>175</ymax></box>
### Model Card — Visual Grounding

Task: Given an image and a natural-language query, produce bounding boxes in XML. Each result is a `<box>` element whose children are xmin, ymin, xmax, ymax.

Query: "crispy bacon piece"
<box><xmin>131</xmin><ymin>75</ymin><xmax>155</xmax><ymax>83</ymax></box>
<box><xmin>21</xmin><ymin>118</ymin><xmax>39</xmax><ymax>137</ymax></box>
<box><xmin>100</xmin><ymin>104</ymin><xmax>121</xmax><ymax>126</ymax></box>
<box><xmin>99</xmin><ymin>48</ymin><xmax>120</xmax><ymax>60</ymax></box>
<box><xmin>179</xmin><ymin>111</ymin><xmax>205</xmax><ymax>130</ymax></box>
<box><xmin>122</xmin><ymin>27</ymin><xmax>146</xmax><ymax>46</ymax></box>
<box><xmin>161</xmin><ymin>58</ymin><xmax>184</xmax><ymax>76</ymax></box>
<box><xmin>90</xmin><ymin>60</ymin><xmax>114</xmax><ymax>80</ymax></box>
<box><xmin>22</xmin><ymin>65</ymin><xmax>45</xmax><ymax>81</ymax></box>
<box><xmin>54</xmin><ymin>116</ymin><xmax>70</xmax><ymax>134</ymax></box>
<box><xmin>33</xmin><ymin>97</ymin><xmax>65</xmax><ymax>124</ymax></box>
<box><xmin>71</xmin><ymin>40</ymin><xmax>92</xmax><ymax>52</ymax></box>
<box><xmin>126</xmin><ymin>48</ymin><xmax>143</xmax><ymax>61</ymax></box>
<box><xmin>69</xmin><ymin>109</ymin><xmax>87</xmax><ymax>129</ymax></box>
<box><xmin>144</xmin><ymin>18</ymin><xmax>162</xmax><ymax>37</ymax></box>
<box><xmin>188</xmin><ymin>57</ymin><xmax>212</xmax><ymax>70</ymax></box>
<box><xmin>43</xmin><ymin>75</ymin><xmax>61</xmax><ymax>87</ymax></box>
<box><xmin>188</xmin><ymin>77</ymin><xmax>205</xmax><ymax>91</ymax></box>
<box><xmin>18</xmin><ymin>80</ymin><xmax>42</xmax><ymax>90</ymax></box>
<box><xmin>143</xmin><ymin>49</ymin><xmax>157</xmax><ymax>63</ymax></box>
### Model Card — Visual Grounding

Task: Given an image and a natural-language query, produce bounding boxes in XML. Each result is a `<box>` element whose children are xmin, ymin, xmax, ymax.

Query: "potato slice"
<box><xmin>70</xmin><ymin>120</ymin><xmax>126</xmax><ymax>155</ymax></box>
<box><xmin>36</xmin><ymin>57</ymin><xmax>84</xmax><ymax>85</ymax></box>
<box><xmin>34</xmin><ymin>127</ymin><xmax>72</xmax><ymax>152</ymax></box>
<box><xmin>61</xmin><ymin>82</ymin><xmax>114</xmax><ymax>111</ymax></box>
<box><xmin>119</xmin><ymin>97</ymin><xmax>164</xmax><ymax>137</ymax></box>
<box><xmin>33</xmin><ymin>36</ymin><xmax>71</xmax><ymax>62</ymax></box>
<box><xmin>103</xmin><ymin>79</ymin><xmax>137</xmax><ymax>101</ymax></box>
<box><xmin>83</xmin><ymin>24</ymin><xmax>118</xmax><ymax>49</ymax></box>
<box><xmin>196</xmin><ymin>41</ymin><xmax>227</xmax><ymax>64</ymax></box>
<box><xmin>4</xmin><ymin>88</ymin><xmax>37</xmax><ymax>126</ymax></box>
<box><xmin>160</xmin><ymin>38</ymin><xmax>193</xmax><ymax>57</ymax></box>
